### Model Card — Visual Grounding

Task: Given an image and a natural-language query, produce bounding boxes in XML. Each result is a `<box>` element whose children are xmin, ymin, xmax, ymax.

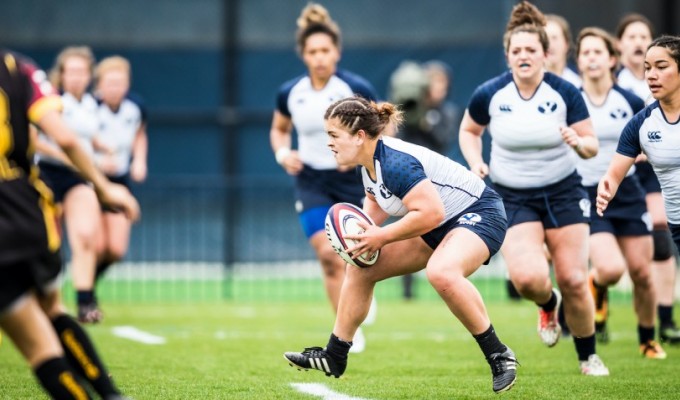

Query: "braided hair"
<box><xmin>324</xmin><ymin>96</ymin><xmax>403</xmax><ymax>139</ymax></box>
<box><xmin>648</xmin><ymin>35</ymin><xmax>680</xmax><ymax>70</ymax></box>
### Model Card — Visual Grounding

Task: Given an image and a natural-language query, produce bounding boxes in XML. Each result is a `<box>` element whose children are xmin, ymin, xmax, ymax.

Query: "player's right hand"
<box><xmin>470</xmin><ymin>162</ymin><xmax>489</xmax><ymax>179</ymax></box>
<box><xmin>97</xmin><ymin>183</ymin><xmax>141</xmax><ymax>222</ymax></box>
<box><xmin>281</xmin><ymin>150</ymin><xmax>304</xmax><ymax>175</ymax></box>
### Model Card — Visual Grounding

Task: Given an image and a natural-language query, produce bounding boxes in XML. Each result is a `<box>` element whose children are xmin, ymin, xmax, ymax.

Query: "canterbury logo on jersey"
<box><xmin>537</xmin><ymin>101</ymin><xmax>558</xmax><ymax>114</ymax></box>
<box><xmin>499</xmin><ymin>104</ymin><xmax>512</xmax><ymax>112</ymax></box>
<box><xmin>308</xmin><ymin>357</ymin><xmax>332</xmax><ymax>374</ymax></box>
<box><xmin>647</xmin><ymin>131</ymin><xmax>662</xmax><ymax>142</ymax></box>
<box><xmin>609</xmin><ymin>108</ymin><xmax>628</xmax><ymax>119</ymax></box>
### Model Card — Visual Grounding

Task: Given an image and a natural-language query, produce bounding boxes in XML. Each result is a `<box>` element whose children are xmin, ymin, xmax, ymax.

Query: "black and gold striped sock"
<box><xmin>52</xmin><ymin>314</ymin><xmax>120</xmax><ymax>398</ymax></box>
<box><xmin>34</xmin><ymin>357</ymin><xmax>90</xmax><ymax>400</ymax></box>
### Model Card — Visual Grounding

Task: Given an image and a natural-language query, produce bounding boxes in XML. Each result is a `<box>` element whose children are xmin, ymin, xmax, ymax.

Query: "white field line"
<box><xmin>111</xmin><ymin>326</ymin><xmax>166</xmax><ymax>345</ymax></box>
<box><xmin>290</xmin><ymin>383</ymin><xmax>371</xmax><ymax>400</ymax></box>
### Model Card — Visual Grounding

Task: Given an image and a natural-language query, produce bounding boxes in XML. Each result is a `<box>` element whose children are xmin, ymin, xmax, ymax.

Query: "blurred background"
<box><xmin>2</xmin><ymin>0</ymin><xmax>677</xmax><ymax>303</ymax></box>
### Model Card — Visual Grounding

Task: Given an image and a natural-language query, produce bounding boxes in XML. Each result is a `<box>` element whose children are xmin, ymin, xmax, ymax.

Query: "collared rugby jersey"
<box><xmin>277</xmin><ymin>69</ymin><xmax>377</xmax><ymax>170</ymax></box>
<box><xmin>467</xmin><ymin>71</ymin><xmax>590</xmax><ymax>188</ymax></box>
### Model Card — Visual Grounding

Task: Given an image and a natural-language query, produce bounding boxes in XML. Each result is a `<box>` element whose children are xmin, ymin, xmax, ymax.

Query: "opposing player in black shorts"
<box><xmin>0</xmin><ymin>50</ymin><xmax>139</xmax><ymax>399</ymax></box>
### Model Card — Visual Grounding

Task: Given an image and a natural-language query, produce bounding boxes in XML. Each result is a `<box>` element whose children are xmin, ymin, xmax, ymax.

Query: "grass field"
<box><xmin>2</xmin><ymin>294</ymin><xmax>680</xmax><ymax>399</ymax></box>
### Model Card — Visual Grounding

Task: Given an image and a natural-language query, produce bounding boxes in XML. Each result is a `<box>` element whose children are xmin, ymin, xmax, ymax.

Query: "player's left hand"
<box><xmin>560</xmin><ymin>126</ymin><xmax>581</xmax><ymax>150</ymax></box>
<box><xmin>344</xmin><ymin>221</ymin><xmax>385</xmax><ymax>260</ymax></box>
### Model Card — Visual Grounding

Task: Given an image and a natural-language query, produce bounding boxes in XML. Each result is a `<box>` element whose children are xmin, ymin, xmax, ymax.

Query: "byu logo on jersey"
<box><xmin>537</xmin><ymin>101</ymin><xmax>558</xmax><ymax>114</ymax></box>
<box><xmin>579</xmin><ymin>198</ymin><xmax>591</xmax><ymax>218</ymax></box>
<box><xmin>458</xmin><ymin>213</ymin><xmax>482</xmax><ymax>226</ymax></box>
<box><xmin>499</xmin><ymin>104</ymin><xmax>512</xmax><ymax>112</ymax></box>
<box><xmin>379</xmin><ymin>184</ymin><xmax>392</xmax><ymax>199</ymax></box>
<box><xmin>609</xmin><ymin>108</ymin><xmax>628</xmax><ymax>119</ymax></box>
<box><xmin>647</xmin><ymin>131</ymin><xmax>662</xmax><ymax>142</ymax></box>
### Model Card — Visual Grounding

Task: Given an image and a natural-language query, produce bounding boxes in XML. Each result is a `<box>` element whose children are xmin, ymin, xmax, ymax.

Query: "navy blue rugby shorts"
<box><xmin>492</xmin><ymin>171</ymin><xmax>590</xmax><ymax>229</ymax></box>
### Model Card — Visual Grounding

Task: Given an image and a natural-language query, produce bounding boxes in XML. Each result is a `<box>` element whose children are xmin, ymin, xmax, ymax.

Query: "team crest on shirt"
<box><xmin>647</xmin><ymin>131</ymin><xmax>662</xmax><ymax>142</ymax></box>
<box><xmin>379</xmin><ymin>184</ymin><xmax>393</xmax><ymax>199</ymax></box>
<box><xmin>579</xmin><ymin>198</ymin><xmax>591</xmax><ymax>218</ymax></box>
<box><xmin>458</xmin><ymin>213</ymin><xmax>482</xmax><ymax>226</ymax></box>
<box><xmin>537</xmin><ymin>101</ymin><xmax>558</xmax><ymax>114</ymax></box>
<box><xmin>609</xmin><ymin>108</ymin><xmax>629</xmax><ymax>119</ymax></box>
<box><xmin>499</xmin><ymin>104</ymin><xmax>513</xmax><ymax>112</ymax></box>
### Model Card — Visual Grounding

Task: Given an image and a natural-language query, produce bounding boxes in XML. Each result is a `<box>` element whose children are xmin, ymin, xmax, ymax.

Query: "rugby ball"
<box><xmin>325</xmin><ymin>203</ymin><xmax>380</xmax><ymax>268</ymax></box>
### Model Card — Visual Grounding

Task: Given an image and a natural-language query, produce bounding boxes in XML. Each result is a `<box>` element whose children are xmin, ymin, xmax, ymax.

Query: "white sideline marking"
<box><xmin>290</xmin><ymin>383</ymin><xmax>370</xmax><ymax>400</ymax></box>
<box><xmin>111</xmin><ymin>326</ymin><xmax>166</xmax><ymax>345</ymax></box>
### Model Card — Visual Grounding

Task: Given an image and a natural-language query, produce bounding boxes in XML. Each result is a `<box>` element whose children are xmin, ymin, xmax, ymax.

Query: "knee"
<box><xmin>595</xmin><ymin>264</ymin><xmax>625</xmax><ymax>286</ymax></box>
<box><xmin>557</xmin><ymin>273</ymin><xmax>587</xmax><ymax>297</ymax></box>
<box><xmin>317</xmin><ymin>247</ymin><xmax>345</xmax><ymax>278</ymax></box>
<box><xmin>38</xmin><ymin>290</ymin><xmax>67</xmax><ymax>319</ymax></box>
<box><xmin>426</xmin><ymin>266</ymin><xmax>461</xmax><ymax>294</ymax></box>
<box><xmin>629</xmin><ymin>264</ymin><xmax>653</xmax><ymax>288</ymax></box>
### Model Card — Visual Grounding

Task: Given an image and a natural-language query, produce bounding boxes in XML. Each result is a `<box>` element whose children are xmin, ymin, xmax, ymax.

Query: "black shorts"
<box><xmin>102</xmin><ymin>173</ymin><xmax>131</xmax><ymax>213</ymax></box>
<box><xmin>586</xmin><ymin>176</ymin><xmax>650</xmax><ymax>236</ymax></box>
<box><xmin>39</xmin><ymin>162</ymin><xmax>88</xmax><ymax>203</ymax></box>
<box><xmin>635</xmin><ymin>161</ymin><xmax>661</xmax><ymax>194</ymax></box>
<box><xmin>492</xmin><ymin>171</ymin><xmax>590</xmax><ymax>229</ymax></box>
<box><xmin>0</xmin><ymin>249</ymin><xmax>62</xmax><ymax>314</ymax></box>
<box><xmin>421</xmin><ymin>187</ymin><xmax>507</xmax><ymax>262</ymax></box>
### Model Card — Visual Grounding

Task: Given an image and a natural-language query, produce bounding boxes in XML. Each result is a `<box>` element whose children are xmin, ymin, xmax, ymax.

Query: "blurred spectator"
<box><xmin>388</xmin><ymin>60</ymin><xmax>460</xmax><ymax>155</ymax></box>
<box><xmin>389</xmin><ymin>60</ymin><xmax>461</xmax><ymax>299</ymax></box>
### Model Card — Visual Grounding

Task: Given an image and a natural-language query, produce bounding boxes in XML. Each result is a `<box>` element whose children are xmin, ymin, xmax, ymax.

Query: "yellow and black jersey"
<box><xmin>0</xmin><ymin>50</ymin><xmax>62</xmax><ymax>265</ymax></box>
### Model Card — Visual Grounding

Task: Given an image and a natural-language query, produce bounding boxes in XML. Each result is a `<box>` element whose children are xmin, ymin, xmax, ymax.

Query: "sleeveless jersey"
<box><xmin>617</xmin><ymin>102</ymin><xmax>680</xmax><ymax>223</ymax></box>
<box><xmin>276</xmin><ymin>69</ymin><xmax>377</xmax><ymax>170</ymax></box>
<box><xmin>0</xmin><ymin>51</ymin><xmax>62</xmax><ymax>264</ymax></box>
<box><xmin>467</xmin><ymin>71</ymin><xmax>590</xmax><ymax>188</ymax></box>
<box><xmin>361</xmin><ymin>136</ymin><xmax>486</xmax><ymax>223</ymax></box>
<box><xmin>577</xmin><ymin>85</ymin><xmax>644</xmax><ymax>186</ymax></box>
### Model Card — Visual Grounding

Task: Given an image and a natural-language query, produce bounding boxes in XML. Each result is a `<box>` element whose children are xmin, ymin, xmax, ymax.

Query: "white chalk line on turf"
<box><xmin>290</xmin><ymin>383</ymin><xmax>371</xmax><ymax>400</ymax></box>
<box><xmin>112</xmin><ymin>326</ymin><xmax>166</xmax><ymax>345</ymax></box>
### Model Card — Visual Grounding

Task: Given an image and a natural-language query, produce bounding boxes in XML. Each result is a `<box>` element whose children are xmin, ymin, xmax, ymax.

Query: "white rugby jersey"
<box><xmin>560</xmin><ymin>67</ymin><xmax>582</xmax><ymax>89</ymax></box>
<box><xmin>577</xmin><ymin>85</ymin><xmax>644</xmax><ymax>186</ymax></box>
<box><xmin>617</xmin><ymin>67</ymin><xmax>653</xmax><ymax>105</ymax></box>
<box><xmin>617</xmin><ymin>102</ymin><xmax>680</xmax><ymax>223</ymax></box>
<box><xmin>96</xmin><ymin>96</ymin><xmax>144</xmax><ymax>176</ymax></box>
<box><xmin>40</xmin><ymin>92</ymin><xmax>99</xmax><ymax>163</ymax></box>
<box><xmin>276</xmin><ymin>69</ymin><xmax>377</xmax><ymax>170</ymax></box>
<box><xmin>468</xmin><ymin>71</ymin><xmax>590</xmax><ymax>188</ymax></box>
<box><xmin>361</xmin><ymin>136</ymin><xmax>486</xmax><ymax>223</ymax></box>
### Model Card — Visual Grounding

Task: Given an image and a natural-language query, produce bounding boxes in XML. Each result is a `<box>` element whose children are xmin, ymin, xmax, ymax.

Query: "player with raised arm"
<box><xmin>616</xmin><ymin>13</ymin><xmax>680</xmax><ymax>344</ymax></box>
<box><xmin>459</xmin><ymin>1</ymin><xmax>608</xmax><ymax>376</ymax></box>
<box><xmin>575</xmin><ymin>27</ymin><xmax>664</xmax><ymax>358</ymax></box>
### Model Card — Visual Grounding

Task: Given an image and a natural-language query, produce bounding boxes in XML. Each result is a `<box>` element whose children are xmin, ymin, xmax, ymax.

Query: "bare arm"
<box><xmin>346</xmin><ymin>180</ymin><xmax>445</xmax><ymax>256</ymax></box>
<box><xmin>37</xmin><ymin>109</ymin><xmax>140</xmax><ymax>221</ymax></box>
<box><xmin>561</xmin><ymin>118</ymin><xmax>598</xmax><ymax>159</ymax></box>
<box><xmin>270</xmin><ymin>111</ymin><xmax>303</xmax><ymax>175</ymax></box>
<box><xmin>458</xmin><ymin>110</ymin><xmax>488</xmax><ymax>178</ymax></box>
<box><xmin>31</xmin><ymin>125</ymin><xmax>73</xmax><ymax>167</ymax></box>
<box><xmin>130</xmin><ymin>122</ymin><xmax>148</xmax><ymax>182</ymax></box>
<box><xmin>596</xmin><ymin>153</ymin><xmax>636</xmax><ymax>216</ymax></box>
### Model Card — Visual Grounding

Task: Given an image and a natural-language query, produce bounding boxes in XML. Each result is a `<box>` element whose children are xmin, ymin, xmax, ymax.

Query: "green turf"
<box><xmin>2</xmin><ymin>300</ymin><xmax>679</xmax><ymax>399</ymax></box>
<box><xmin>59</xmin><ymin>276</ymin><xmax>635</xmax><ymax>304</ymax></box>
